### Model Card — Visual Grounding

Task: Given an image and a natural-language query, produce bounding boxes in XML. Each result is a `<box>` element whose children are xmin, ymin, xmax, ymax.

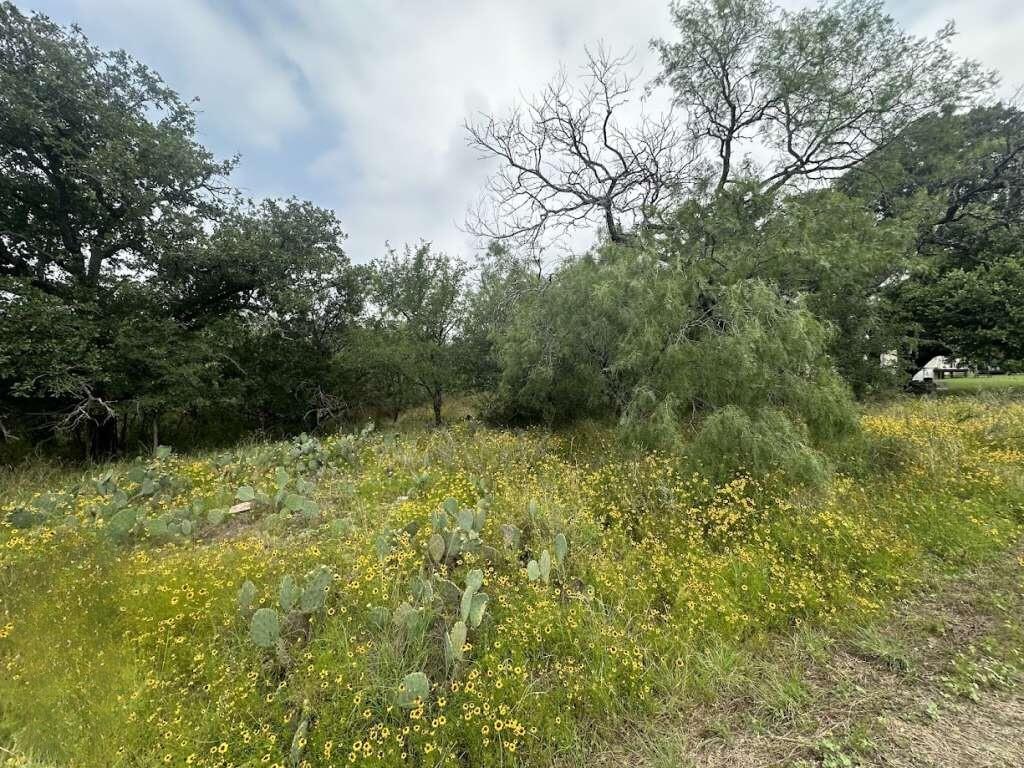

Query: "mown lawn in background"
<box><xmin>2</xmin><ymin>395</ymin><xmax>1024</xmax><ymax>768</ymax></box>
<box><xmin>940</xmin><ymin>374</ymin><xmax>1024</xmax><ymax>393</ymax></box>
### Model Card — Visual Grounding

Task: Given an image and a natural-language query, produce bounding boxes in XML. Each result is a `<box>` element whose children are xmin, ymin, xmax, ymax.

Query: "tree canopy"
<box><xmin>1</xmin><ymin>0</ymin><xmax>1017</xmax><ymax>477</ymax></box>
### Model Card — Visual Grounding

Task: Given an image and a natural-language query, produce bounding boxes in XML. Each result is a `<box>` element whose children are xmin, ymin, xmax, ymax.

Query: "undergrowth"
<box><xmin>1</xmin><ymin>396</ymin><xmax>1023</xmax><ymax>767</ymax></box>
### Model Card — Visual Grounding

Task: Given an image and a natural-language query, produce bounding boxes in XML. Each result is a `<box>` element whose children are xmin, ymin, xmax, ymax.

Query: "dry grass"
<box><xmin>590</xmin><ymin>545</ymin><xmax>1024</xmax><ymax>768</ymax></box>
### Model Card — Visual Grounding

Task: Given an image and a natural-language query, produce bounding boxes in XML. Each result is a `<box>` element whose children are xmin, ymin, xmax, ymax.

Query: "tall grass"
<box><xmin>1</xmin><ymin>396</ymin><xmax>1022</xmax><ymax>767</ymax></box>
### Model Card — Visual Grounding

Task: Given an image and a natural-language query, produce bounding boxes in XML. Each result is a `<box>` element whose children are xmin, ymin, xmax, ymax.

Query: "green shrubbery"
<box><xmin>484</xmin><ymin>245</ymin><xmax>856</xmax><ymax>484</ymax></box>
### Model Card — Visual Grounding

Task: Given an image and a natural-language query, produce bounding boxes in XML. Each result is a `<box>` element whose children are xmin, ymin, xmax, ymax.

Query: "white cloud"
<box><xmin>906</xmin><ymin>0</ymin><xmax>1024</xmax><ymax>98</ymax></box>
<box><xmin>246</xmin><ymin>0</ymin><xmax>675</xmax><ymax>261</ymax></box>
<box><xmin>43</xmin><ymin>0</ymin><xmax>312</xmax><ymax>149</ymax></box>
<box><xmin>24</xmin><ymin>0</ymin><xmax>1024</xmax><ymax>263</ymax></box>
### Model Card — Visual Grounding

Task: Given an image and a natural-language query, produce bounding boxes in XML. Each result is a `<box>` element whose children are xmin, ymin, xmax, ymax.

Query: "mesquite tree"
<box><xmin>468</xmin><ymin>0</ymin><xmax>992</xmax><ymax>248</ymax></box>
<box><xmin>370</xmin><ymin>243</ymin><xmax>469</xmax><ymax>426</ymax></box>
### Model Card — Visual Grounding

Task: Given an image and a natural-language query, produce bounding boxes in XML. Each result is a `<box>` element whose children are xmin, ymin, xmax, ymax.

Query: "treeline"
<box><xmin>2</xmin><ymin>0</ymin><xmax>1023</xmax><ymax>474</ymax></box>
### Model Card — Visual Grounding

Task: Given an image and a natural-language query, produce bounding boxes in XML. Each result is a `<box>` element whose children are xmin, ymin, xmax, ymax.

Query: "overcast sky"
<box><xmin>19</xmin><ymin>0</ymin><xmax>1024</xmax><ymax>263</ymax></box>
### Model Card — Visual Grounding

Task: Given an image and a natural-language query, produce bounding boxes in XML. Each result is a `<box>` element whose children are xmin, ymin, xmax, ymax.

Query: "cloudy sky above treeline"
<box><xmin>20</xmin><ymin>0</ymin><xmax>1024</xmax><ymax>262</ymax></box>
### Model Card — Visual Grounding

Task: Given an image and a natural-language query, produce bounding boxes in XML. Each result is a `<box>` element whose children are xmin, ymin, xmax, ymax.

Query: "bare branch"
<box><xmin>57</xmin><ymin>384</ymin><xmax>117</xmax><ymax>433</ymax></box>
<box><xmin>466</xmin><ymin>44</ymin><xmax>699</xmax><ymax>251</ymax></box>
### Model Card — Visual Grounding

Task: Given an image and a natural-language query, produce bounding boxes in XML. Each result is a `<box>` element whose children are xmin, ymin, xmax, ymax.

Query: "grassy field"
<box><xmin>2</xmin><ymin>396</ymin><xmax>1023</xmax><ymax>767</ymax></box>
<box><xmin>940</xmin><ymin>374</ymin><xmax>1024</xmax><ymax>393</ymax></box>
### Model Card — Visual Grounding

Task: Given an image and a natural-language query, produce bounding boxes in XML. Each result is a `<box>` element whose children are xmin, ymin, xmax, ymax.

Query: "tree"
<box><xmin>758</xmin><ymin>189</ymin><xmax>915</xmax><ymax>395</ymax></box>
<box><xmin>159</xmin><ymin>198</ymin><xmax>361</xmax><ymax>328</ymax></box>
<box><xmin>0</xmin><ymin>3</ymin><xmax>232</xmax><ymax>295</ymax></box>
<box><xmin>654</xmin><ymin>0</ymin><xmax>992</xmax><ymax>195</ymax></box>
<box><xmin>0</xmin><ymin>3</ymin><xmax>232</xmax><ymax>452</ymax></box>
<box><xmin>467</xmin><ymin>0</ymin><xmax>989</xmax><ymax>251</ymax></box>
<box><xmin>487</xmin><ymin>240</ymin><xmax>856</xmax><ymax>482</ymax></box>
<box><xmin>893</xmin><ymin>261</ymin><xmax>1024</xmax><ymax>372</ymax></box>
<box><xmin>195</xmin><ymin>200</ymin><xmax>365</xmax><ymax>435</ymax></box>
<box><xmin>371</xmin><ymin>243</ymin><xmax>469</xmax><ymax>426</ymax></box>
<box><xmin>466</xmin><ymin>46</ymin><xmax>697</xmax><ymax>249</ymax></box>
<box><xmin>0</xmin><ymin>6</ymin><xmax>367</xmax><ymax>453</ymax></box>
<box><xmin>460</xmin><ymin>241</ymin><xmax>545</xmax><ymax>391</ymax></box>
<box><xmin>842</xmin><ymin>104</ymin><xmax>1024</xmax><ymax>371</ymax></box>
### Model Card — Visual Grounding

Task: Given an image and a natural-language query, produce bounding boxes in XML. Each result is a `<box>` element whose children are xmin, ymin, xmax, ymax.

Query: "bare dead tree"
<box><xmin>466</xmin><ymin>45</ymin><xmax>699</xmax><ymax>250</ymax></box>
<box><xmin>58</xmin><ymin>384</ymin><xmax>117</xmax><ymax>434</ymax></box>
<box><xmin>305</xmin><ymin>385</ymin><xmax>350</xmax><ymax>431</ymax></box>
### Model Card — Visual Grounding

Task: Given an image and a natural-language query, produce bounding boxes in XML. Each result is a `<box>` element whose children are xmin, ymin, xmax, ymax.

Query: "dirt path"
<box><xmin>591</xmin><ymin>547</ymin><xmax>1024</xmax><ymax>768</ymax></box>
<box><xmin>871</xmin><ymin>691</ymin><xmax>1024</xmax><ymax>767</ymax></box>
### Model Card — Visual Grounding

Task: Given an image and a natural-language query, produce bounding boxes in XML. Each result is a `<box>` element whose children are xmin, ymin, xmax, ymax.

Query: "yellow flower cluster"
<box><xmin>1</xmin><ymin>397</ymin><xmax>1022</xmax><ymax>766</ymax></box>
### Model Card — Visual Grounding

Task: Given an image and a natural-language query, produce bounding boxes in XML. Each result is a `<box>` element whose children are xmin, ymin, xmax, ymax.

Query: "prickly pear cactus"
<box><xmin>445</xmin><ymin>620</ymin><xmax>468</xmax><ymax>665</ymax></box>
<box><xmin>467</xmin><ymin>593</ymin><xmax>488</xmax><ymax>628</ymax></box>
<box><xmin>279</xmin><ymin>575</ymin><xmax>299</xmax><ymax>612</ymax></box>
<box><xmin>397</xmin><ymin>671</ymin><xmax>430</xmax><ymax>707</ymax></box>
<box><xmin>431</xmin><ymin>507</ymin><xmax>448</xmax><ymax>533</ymax></box>
<box><xmin>106</xmin><ymin>507</ymin><xmax>138</xmax><ymax>541</ymax></box>
<box><xmin>433</xmin><ymin>576</ymin><xmax>461</xmax><ymax>604</ymax></box>
<box><xmin>472</xmin><ymin>505</ymin><xmax>487</xmax><ymax>533</ymax></box>
<box><xmin>250</xmin><ymin>608</ymin><xmax>281</xmax><ymax>649</ymax></box>
<box><xmin>410</xmin><ymin>575</ymin><xmax>433</xmax><ymax>604</ymax></box>
<box><xmin>428</xmin><ymin>533</ymin><xmax>446</xmax><ymax>563</ymax></box>
<box><xmin>299</xmin><ymin>565</ymin><xmax>332</xmax><ymax>613</ymax></box>
<box><xmin>237</xmin><ymin>580</ymin><xmax>258</xmax><ymax>615</ymax></box>
<box><xmin>554</xmin><ymin>533</ymin><xmax>568</xmax><ymax>565</ymax></box>
<box><xmin>374</xmin><ymin>533</ymin><xmax>392</xmax><ymax>562</ymax></box>
<box><xmin>456</xmin><ymin>507</ymin><xmax>475</xmax><ymax>532</ymax></box>
<box><xmin>539</xmin><ymin>549</ymin><xmax>552</xmax><ymax>584</ymax></box>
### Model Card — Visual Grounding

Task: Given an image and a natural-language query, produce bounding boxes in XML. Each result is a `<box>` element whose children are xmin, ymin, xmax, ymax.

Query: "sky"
<box><xmin>18</xmin><ymin>0</ymin><xmax>1024</xmax><ymax>263</ymax></box>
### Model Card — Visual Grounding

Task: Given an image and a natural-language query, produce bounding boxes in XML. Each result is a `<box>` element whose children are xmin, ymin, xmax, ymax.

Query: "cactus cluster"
<box><xmin>237</xmin><ymin>565</ymin><xmax>333</xmax><ymax>655</ymax></box>
<box><xmin>384</xmin><ymin>569</ymin><xmax>491</xmax><ymax>709</ymax></box>
<box><xmin>327</xmin><ymin>422</ymin><xmax>374</xmax><ymax>468</ymax></box>
<box><xmin>397</xmin><ymin>671</ymin><xmax>430</xmax><ymax>708</ymax></box>
<box><xmin>92</xmin><ymin>467</ymin><xmax>198</xmax><ymax>542</ymax></box>
<box><xmin>80</xmin><ymin>460</ymin><xmax>204</xmax><ymax>543</ymax></box>
<box><xmin>426</xmin><ymin>498</ymin><xmax>498</xmax><ymax>566</ymax></box>
<box><xmin>288</xmin><ymin>433</ymin><xmax>326</xmax><ymax>474</ymax></box>
<box><xmin>406</xmin><ymin>471</ymin><xmax>432</xmax><ymax>498</ymax></box>
<box><xmin>527</xmin><ymin>532</ymin><xmax>569</xmax><ymax>585</ymax></box>
<box><xmin>445</xmin><ymin>568</ymin><xmax>489</xmax><ymax>666</ymax></box>
<box><xmin>231</xmin><ymin>466</ymin><xmax>319</xmax><ymax>525</ymax></box>
<box><xmin>371</xmin><ymin>494</ymin><xmax>540</xmax><ymax>709</ymax></box>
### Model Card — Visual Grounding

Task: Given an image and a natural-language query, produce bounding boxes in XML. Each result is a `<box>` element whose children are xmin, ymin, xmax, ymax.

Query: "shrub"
<box><xmin>690</xmin><ymin>405</ymin><xmax>829</xmax><ymax>486</ymax></box>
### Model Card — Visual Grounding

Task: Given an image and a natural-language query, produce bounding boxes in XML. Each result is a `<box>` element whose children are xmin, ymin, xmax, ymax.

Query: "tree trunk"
<box><xmin>89</xmin><ymin>417</ymin><xmax>120</xmax><ymax>460</ymax></box>
<box><xmin>432</xmin><ymin>390</ymin><xmax>443</xmax><ymax>427</ymax></box>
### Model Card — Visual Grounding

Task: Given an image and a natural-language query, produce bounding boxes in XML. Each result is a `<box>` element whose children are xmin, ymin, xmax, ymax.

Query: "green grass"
<box><xmin>2</xmin><ymin>396</ymin><xmax>1024</xmax><ymax>767</ymax></box>
<box><xmin>940</xmin><ymin>373</ymin><xmax>1024</xmax><ymax>393</ymax></box>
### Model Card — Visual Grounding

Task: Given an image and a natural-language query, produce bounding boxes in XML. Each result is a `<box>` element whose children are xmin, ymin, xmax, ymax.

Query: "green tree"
<box><xmin>654</xmin><ymin>0</ymin><xmax>991</xmax><ymax>195</ymax></box>
<box><xmin>0</xmin><ymin>6</ymin><xmax>365</xmax><ymax>453</ymax></box>
<box><xmin>489</xmin><ymin>240</ymin><xmax>856</xmax><ymax>481</ymax></box>
<box><xmin>460</xmin><ymin>241</ymin><xmax>544</xmax><ymax>391</ymax></box>
<box><xmin>0</xmin><ymin>3</ymin><xmax>232</xmax><ymax>294</ymax></box>
<box><xmin>841</xmin><ymin>104</ymin><xmax>1024</xmax><ymax>371</ymax></box>
<box><xmin>200</xmin><ymin>200</ymin><xmax>364</xmax><ymax>436</ymax></box>
<box><xmin>371</xmin><ymin>243</ymin><xmax>469</xmax><ymax>426</ymax></box>
<box><xmin>759</xmin><ymin>190</ymin><xmax>915</xmax><ymax>395</ymax></box>
<box><xmin>0</xmin><ymin>3</ymin><xmax>232</xmax><ymax>452</ymax></box>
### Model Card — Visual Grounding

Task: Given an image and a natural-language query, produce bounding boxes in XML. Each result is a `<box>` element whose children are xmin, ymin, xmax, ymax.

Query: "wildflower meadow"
<box><xmin>2</xmin><ymin>396</ymin><xmax>1022</xmax><ymax>767</ymax></box>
